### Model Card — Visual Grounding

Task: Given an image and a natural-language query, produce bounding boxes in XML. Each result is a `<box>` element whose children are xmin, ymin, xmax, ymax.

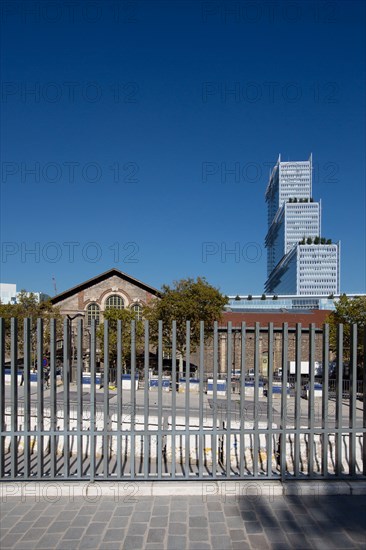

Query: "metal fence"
<box><xmin>0</xmin><ymin>318</ymin><xmax>365</xmax><ymax>481</ymax></box>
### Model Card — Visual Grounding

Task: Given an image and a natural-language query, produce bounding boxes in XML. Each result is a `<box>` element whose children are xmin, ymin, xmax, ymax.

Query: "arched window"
<box><xmin>131</xmin><ymin>303</ymin><xmax>142</xmax><ymax>321</ymax></box>
<box><xmin>105</xmin><ymin>295</ymin><xmax>124</xmax><ymax>310</ymax></box>
<box><xmin>87</xmin><ymin>303</ymin><xmax>100</xmax><ymax>326</ymax></box>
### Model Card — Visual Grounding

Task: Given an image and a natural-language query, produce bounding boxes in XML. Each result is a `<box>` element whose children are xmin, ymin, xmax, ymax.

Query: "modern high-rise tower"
<box><xmin>264</xmin><ymin>155</ymin><xmax>340</xmax><ymax>295</ymax></box>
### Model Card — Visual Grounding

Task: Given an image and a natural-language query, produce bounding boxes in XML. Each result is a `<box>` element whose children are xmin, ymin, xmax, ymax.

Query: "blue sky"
<box><xmin>1</xmin><ymin>0</ymin><xmax>365</xmax><ymax>296</ymax></box>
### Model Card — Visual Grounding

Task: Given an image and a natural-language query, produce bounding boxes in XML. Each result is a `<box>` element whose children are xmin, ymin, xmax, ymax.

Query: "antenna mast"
<box><xmin>52</xmin><ymin>276</ymin><xmax>57</xmax><ymax>296</ymax></box>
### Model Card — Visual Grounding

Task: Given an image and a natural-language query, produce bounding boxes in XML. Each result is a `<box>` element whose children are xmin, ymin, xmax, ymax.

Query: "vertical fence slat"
<box><xmin>143</xmin><ymin>320</ymin><xmax>149</xmax><ymax>479</ymax></box>
<box><xmin>280</xmin><ymin>323</ymin><xmax>288</xmax><ymax>481</ymax></box>
<box><xmin>267</xmin><ymin>323</ymin><xmax>273</xmax><ymax>478</ymax></box>
<box><xmin>349</xmin><ymin>324</ymin><xmax>357</xmax><ymax>476</ymax></box>
<box><xmin>11</xmin><ymin>318</ymin><xmax>18</xmax><ymax>478</ymax></box>
<box><xmin>130</xmin><ymin>320</ymin><xmax>136</xmax><ymax>479</ymax></box>
<box><xmin>90</xmin><ymin>320</ymin><xmax>96</xmax><ymax>481</ymax></box>
<box><xmin>199</xmin><ymin>321</ymin><xmax>204</xmax><ymax>479</ymax></box>
<box><xmin>294</xmin><ymin>324</ymin><xmax>301</xmax><ymax>478</ymax></box>
<box><xmin>240</xmin><ymin>322</ymin><xmax>246</xmax><ymax>478</ymax></box>
<box><xmin>117</xmin><ymin>320</ymin><xmax>122</xmax><ymax>478</ymax></box>
<box><xmin>37</xmin><ymin>319</ymin><xmax>44</xmax><ymax>478</ymax></box>
<box><xmin>185</xmin><ymin>321</ymin><xmax>190</xmax><ymax>479</ymax></box>
<box><xmin>76</xmin><ymin>319</ymin><xmax>83</xmax><ymax>478</ymax></box>
<box><xmin>322</xmin><ymin>324</ymin><xmax>329</xmax><ymax>477</ymax></box>
<box><xmin>63</xmin><ymin>318</ymin><xmax>70</xmax><ymax>478</ymax></box>
<box><xmin>0</xmin><ymin>319</ymin><xmax>5</xmax><ymax>478</ymax></box>
<box><xmin>253</xmin><ymin>323</ymin><xmax>260</xmax><ymax>478</ymax></box>
<box><xmin>103</xmin><ymin>320</ymin><xmax>109</xmax><ymax>478</ymax></box>
<box><xmin>308</xmin><ymin>324</ymin><xmax>315</xmax><ymax>476</ymax></box>
<box><xmin>157</xmin><ymin>320</ymin><xmax>162</xmax><ymax>479</ymax></box>
<box><xmin>335</xmin><ymin>324</ymin><xmax>343</xmax><ymax>476</ymax></box>
<box><xmin>50</xmin><ymin>319</ymin><xmax>57</xmax><ymax>479</ymax></box>
<box><xmin>363</xmin><ymin>327</ymin><xmax>366</xmax><ymax>477</ymax></box>
<box><xmin>23</xmin><ymin>319</ymin><xmax>31</xmax><ymax>479</ymax></box>
<box><xmin>171</xmin><ymin>321</ymin><xmax>176</xmax><ymax>479</ymax></box>
<box><xmin>226</xmin><ymin>322</ymin><xmax>232</xmax><ymax>478</ymax></box>
<box><xmin>212</xmin><ymin>322</ymin><xmax>218</xmax><ymax>479</ymax></box>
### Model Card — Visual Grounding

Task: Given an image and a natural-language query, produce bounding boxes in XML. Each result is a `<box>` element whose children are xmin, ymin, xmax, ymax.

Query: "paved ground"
<box><xmin>1</xmin><ymin>490</ymin><xmax>365</xmax><ymax>549</ymax></box>
<box><xmin>8</xmin><ymin>383</ymin><xmax>364</xmax><ymax>429</ymax></box>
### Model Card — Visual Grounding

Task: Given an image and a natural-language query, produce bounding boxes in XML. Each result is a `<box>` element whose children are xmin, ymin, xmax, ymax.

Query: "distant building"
<box><xmin>0</xmin><ymin>283</ymin><xmax>17</xmax><ymax>304</ymax></box>
<box><xmin>16</xmin><ymin>291</ymin><xmax>51</xmax><ymax>303</ymax></box>
<box><xmin>0</xmin><ymin>284</ymin><xmax>50</xmax><ymax>304</ymax></box>
<box><xmin>226</xmin><ymin>293</ymin><xmax>366</xmax><ymax>313</ymax></box>
<box><xmin>226</xmin><ymin>294</ymin><xmax>336</xmax><ymax>311</ymax></box>
<box><xmin>264</xmin><ymin>155</ymin><xmax>340</xmax><ymax>295</ymax></box>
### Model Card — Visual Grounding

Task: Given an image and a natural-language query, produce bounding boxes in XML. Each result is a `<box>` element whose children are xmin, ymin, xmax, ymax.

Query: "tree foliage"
<box><xmin>326</xmin><ymin>294</ymin><xmax>366</xmax><ymax>364</ymax></box>
<box><xmin>96</xmin><ymin>307</ymin><xmax>144</xmax><ymax>369</ymax></box>
<box><xmin>0</xmin><ymin>291</ymin><xmax>62</xmax><ymax>359</ymax></box>
<box><xmin>143</xmin><ymin>277</ymin><xmax>227</xmax><ymax>356</ymax></box>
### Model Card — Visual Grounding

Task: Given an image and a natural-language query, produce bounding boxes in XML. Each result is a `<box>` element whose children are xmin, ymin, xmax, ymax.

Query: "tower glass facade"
<box><xmin>265</xmin><ymin>155</ymin><xmax>340</xmax><ymax>295</ymax></box>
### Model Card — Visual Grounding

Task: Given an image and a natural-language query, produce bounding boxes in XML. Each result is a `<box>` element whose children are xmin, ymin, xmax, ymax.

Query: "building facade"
<box><xmin>264</xmin><ymin>155</ymin><xmax>340</xmax><ymax>295</ymax></box>
<box><xmin>0</xmin><ymin>284</ymin><xmax>49</xmax><ymax>304</ymax></box>
<box><xmin>225</xmin><ymin>293</ymin><xmax>363</xmax><ymax>311</ymax></box>
<box><xmin>0</xmin><ymin>283</ymin><xmax>17</xmax><ymax>304</ymax></box>
<box><xmin>51</xmin><ymin>268</ymin><xmax>160</xmax><ymax>324</ymax></box>
<box><xmin>191</xmin><ymin>310</ymin><xmax>331</xmax><ymax>375</ymax></box>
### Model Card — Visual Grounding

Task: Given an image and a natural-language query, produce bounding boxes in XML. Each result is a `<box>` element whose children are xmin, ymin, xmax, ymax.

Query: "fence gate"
<box><xmin>0</xmin><ymin>318</ymin><xmax>365</xmax><ymax>481</ymax></box>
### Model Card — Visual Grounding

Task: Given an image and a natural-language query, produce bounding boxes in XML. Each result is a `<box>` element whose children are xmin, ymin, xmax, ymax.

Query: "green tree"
<box><xmin>96</xmin><ymin>308</ymin><xmax>144</xmax><ymax>370</ymax></box>
<box><xmin>143</xmin><ymin>277</ymin><xmax>227</xmax><ymax>356</ymax></box>
<box><xmin>0</xmin><ymin>291</ymin><xmax>62</xmax><ymax>361</ymax></box>
<box><xmin>306</xmin><ymin>237</ymin><xmax>313</xmax><ymax>245</ymax></box>
<box><xmin>326</xmin><ymin>295</ymin><xmax>366</xmax><ymax>365</ymax></box>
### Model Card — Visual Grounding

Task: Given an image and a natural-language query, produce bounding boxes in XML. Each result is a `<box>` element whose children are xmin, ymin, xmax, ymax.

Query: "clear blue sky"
<box><xmin>1</xmin><ymin>0</ymin><xmax>365</xmax><ymax>296</ymax></box>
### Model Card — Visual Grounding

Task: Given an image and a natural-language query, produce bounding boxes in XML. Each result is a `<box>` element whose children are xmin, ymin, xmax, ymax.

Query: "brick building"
<box><xmin>190</xmin><ymin>310</ymin><xmax>331</xmax><ymax>376</ymax></box>
<box><xmin>51</xmin><ymin>269</ymin><xmax>160</xmax><ymax>364</ymax></box>
<box><xmin>51</xmin><ymin>268</ymin><xmax>160</xmax><ymax>323</ymax></box>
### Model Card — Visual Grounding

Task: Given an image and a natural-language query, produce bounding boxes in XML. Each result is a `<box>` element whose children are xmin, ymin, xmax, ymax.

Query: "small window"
<box><xmin>87</xmin><ymin>303</ymin><xmax>100</xmax><ymax>326</ymax></box>
<box><xmin>105</xmin><ymin>295</ymin><xmax>124</xmax><ymax>310</ymax></box>
<box><xmin>131</xmin><ymin>303</ymin><xmax>142</xmax><ymax>321</ymax></box>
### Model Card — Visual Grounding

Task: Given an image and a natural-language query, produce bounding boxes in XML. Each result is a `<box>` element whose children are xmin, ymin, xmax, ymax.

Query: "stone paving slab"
<box><xmin>1</xmin><ymin>487</ymin><xmax>366</xmax><ymax>549</ymax></box>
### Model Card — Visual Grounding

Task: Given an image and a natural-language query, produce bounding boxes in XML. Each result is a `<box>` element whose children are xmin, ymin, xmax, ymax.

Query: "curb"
<box><xmin>1</xmin><ymin>480</ymin><xmax>365</xmax><ymax>501</ymax></box>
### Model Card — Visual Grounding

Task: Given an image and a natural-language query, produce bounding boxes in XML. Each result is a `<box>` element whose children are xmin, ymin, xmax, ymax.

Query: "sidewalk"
<box><xmin>1</xmin><ymin>482</ymin><xmax>365</xmax><ymax>549</ymax></box>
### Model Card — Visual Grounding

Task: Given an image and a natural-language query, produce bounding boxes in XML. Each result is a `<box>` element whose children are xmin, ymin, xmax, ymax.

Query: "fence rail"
<box><xmin>0</xmin><ymin>318</ymin><xmax>365</xmax><ymax>481</ymax></box>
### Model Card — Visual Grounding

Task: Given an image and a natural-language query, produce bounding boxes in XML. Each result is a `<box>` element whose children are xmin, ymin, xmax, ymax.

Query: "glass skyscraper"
<box><xmin>264</xmin><ymin>155</ymin><xmax>340</xmax><ymax>295</ymax></box>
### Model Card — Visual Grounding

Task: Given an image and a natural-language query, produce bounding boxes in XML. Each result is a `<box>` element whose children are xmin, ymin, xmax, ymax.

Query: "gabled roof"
<box><xmin>51</xmin><ymin>269</ymin><xmax>161</xmax><ymax>304</ymax></box>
